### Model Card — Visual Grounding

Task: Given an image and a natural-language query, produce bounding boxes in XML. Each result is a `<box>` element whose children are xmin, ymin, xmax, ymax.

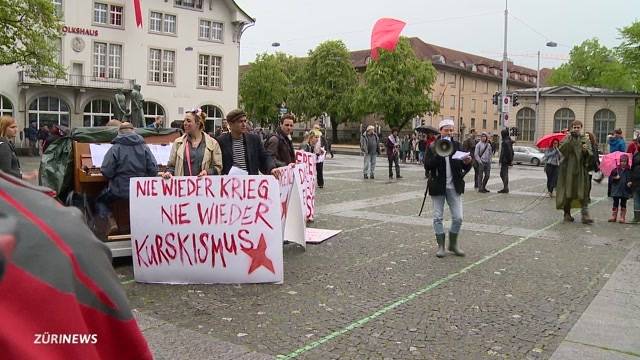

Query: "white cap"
<box><xmin>438</xmin><ymin>118</ymin><xmax>455</xmax><ymax>129</ymax></box>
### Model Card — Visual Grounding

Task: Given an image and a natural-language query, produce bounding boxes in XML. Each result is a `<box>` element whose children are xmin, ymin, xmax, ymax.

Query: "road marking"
<box><xmin>277</xmin><ymin>197</ymin><xmax>606</xmax><ymax>359</ymax></box>
<box><xmin>121</xmin><ymin>279</ymin><xmax>135</xmax><ymax>285</ymax></box>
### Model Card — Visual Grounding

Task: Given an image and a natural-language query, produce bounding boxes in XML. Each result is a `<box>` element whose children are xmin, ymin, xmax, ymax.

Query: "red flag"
<box><xmin>370</xmin><ymin>18</ymin><xmax>406</xmax><ymax>60</ymax></box>
<box><xmin>133</xmin><ymin>0</ymin><xmax>143</xmax><ymax>28</ymax></box>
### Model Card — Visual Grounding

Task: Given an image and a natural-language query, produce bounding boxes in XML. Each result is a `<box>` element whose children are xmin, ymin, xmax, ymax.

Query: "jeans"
<box><xmin>363</xmin><ymin>153</ymin><xmax>377</xmax><ymax>176</ymax></box>
<box><xmin>95</xmin><ymin>188</ymin><xmax>122</xmax><ymax>218</ymax></box>
<box><xmin>499</xmin><ymin>164</ymin><xmax>509</xmax><ymax>190</ymax></box>
<box><xmin>544</xmin><ymin>164</ymin><xmax>559</xmax><ymax>193</ymax></box>
<box><xmin>478</xmin><ymin>162</ymin><xmax>491</xmax><ymax>191</ymax></box>
<box><xmin>432</xmin><ymin>188</ymin><xmax>463</xmax><ymax>235</ymax></box>
<box><xmin>388</xmin><ymin>155</ymin><xmax>400</xmax><ymax>177</ymax></box>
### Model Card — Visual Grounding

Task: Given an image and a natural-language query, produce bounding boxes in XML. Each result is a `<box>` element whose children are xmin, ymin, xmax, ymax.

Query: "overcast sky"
<box><xmin>234</xmin><ymin>0</ymin><xmax>637</xmax><ymax>70</ymax></box>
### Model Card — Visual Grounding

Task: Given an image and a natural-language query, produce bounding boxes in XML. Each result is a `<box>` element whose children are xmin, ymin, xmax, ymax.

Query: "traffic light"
<box><xmin>492</xmin><ymin>92</ymin><xmax>499</xmax><ymax>105</ymax></box>
<box><xmin>512</xmin><ymin>93</ymin><xmax>519</xmax><ymax>107</ymax></box>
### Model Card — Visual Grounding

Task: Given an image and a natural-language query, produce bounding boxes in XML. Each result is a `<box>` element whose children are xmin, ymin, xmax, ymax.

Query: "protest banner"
<box><xmin>129</xmin><ymin>176</ymin><xmax>283</xmax><ymax>284</ymax></box>
<box><xmin>276</xmin><ymin>166</ymin><xmax>306</xmax><ymax>248</ymax></box>
<box><xmin>295</xmin><ymin>150</ymin><xmax>316</xmax><ymax>222</ymax></box>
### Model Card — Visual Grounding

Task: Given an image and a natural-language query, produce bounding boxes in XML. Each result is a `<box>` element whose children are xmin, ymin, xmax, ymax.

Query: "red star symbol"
<box><xmin>242</xmin><ymin>234</ymin><xmax>275</xmax><ymax>275</ymax></box>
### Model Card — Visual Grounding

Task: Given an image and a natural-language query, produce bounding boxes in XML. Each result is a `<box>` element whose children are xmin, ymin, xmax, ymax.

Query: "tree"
<box><xmin>617</xmin><ymin>20</ymin><xmax>640</xmax><ymax>91</ymax></box>
<box><xmin>355</xmin><ymin>37</ymin><xmax>437</xmax><ymax>131</ymax></box>
<box><xmin>288</xmin><ymin>40</ymin><xmax>358</xmax><ymax>141</ymax></box>
<box><xmin>547</xmin><ymin>39</ymin><xmax>633</xmax><ymax>91</ymax></box>
<box><xmin>239</xmin><ymin>53</ymin><xmax>290</xmax><ymax>127</ymax></box>
<box><xmin>0</xmin><ymin>0</ymin><xmax>65</xmax><ymax>78</ymax></box>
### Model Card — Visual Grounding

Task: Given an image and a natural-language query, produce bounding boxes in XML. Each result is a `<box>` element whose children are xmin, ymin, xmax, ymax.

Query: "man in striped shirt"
<box><xmin>216</xmin><ymin>109</ymin><xmax>277</xmax><ymax>177</ymax></box>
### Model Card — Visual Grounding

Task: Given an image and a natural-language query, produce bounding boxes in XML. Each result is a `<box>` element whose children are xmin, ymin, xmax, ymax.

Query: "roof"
<box><xmin>228</xmin><ymin>0</ymin><xmax>255</xmax><ymax>23</ymax></box>
<box><xmin>514</xmin><ymin>85</ymin><xmax>639</xmax><ymax>98</ymax></box>
<box><xmin>351</xmin><ymin>37</ymin><xmax>538</xmax><ymax>87</ymax></box>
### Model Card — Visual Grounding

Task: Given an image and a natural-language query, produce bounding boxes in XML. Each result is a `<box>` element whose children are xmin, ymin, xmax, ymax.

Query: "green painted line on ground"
<box><xmin>121</xmin><ymin>279</ymin><xmax>135</xmax><ymax>285</ymax></box>
<box><xmin>277</xmin><ymin>197</ymin><xmax>606</xmax><ymax>359</ymax></box>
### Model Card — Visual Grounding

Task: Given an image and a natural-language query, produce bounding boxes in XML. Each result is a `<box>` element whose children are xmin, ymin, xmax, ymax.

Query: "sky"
<box><xmin>234</xmin><ymin>0</ymin><xmax>638</xmax><ymax>71</ymax></box>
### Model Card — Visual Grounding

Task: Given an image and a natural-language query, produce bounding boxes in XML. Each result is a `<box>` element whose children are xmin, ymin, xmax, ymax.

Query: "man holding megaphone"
<box><xmin>424</xmin><ymin>118</ymin><xmax>473</xmax><ymax>258</ymax></box>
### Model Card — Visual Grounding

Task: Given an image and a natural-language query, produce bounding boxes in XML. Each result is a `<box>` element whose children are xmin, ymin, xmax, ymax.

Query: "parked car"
<box><xmin>513</xmin><ymin>146</ymin><xmax>545</xmax><ymax>166</ymax></box>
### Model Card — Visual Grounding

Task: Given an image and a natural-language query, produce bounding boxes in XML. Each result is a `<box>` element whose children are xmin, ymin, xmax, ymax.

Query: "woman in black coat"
<box><xmin>0</xmin><ymin>116</ymin><xmax>36</xmax><ymax>180</ymax></box>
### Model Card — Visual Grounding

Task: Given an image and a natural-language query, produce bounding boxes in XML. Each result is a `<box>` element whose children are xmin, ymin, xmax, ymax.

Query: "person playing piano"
<box><xmin>95</xmin><ymin>122</ymin><xmax>158</xmax><ymax>237</ymax></box>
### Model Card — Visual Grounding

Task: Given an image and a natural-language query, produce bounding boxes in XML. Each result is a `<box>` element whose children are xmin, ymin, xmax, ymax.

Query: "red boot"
<box><xmin>608</xmin><ymin>208</ymin><xmax>618</xmax><ymax>222</ymax></box>
<box><xmin>619</xmin><ymin>208</ymin><xmax>626</xmax><ymax>224</ymax></box>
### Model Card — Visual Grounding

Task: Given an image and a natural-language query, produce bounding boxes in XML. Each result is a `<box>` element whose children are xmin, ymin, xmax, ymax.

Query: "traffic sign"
<box><xmin>502</xmin><ymin>96</ymin><xmax>511</xmax><ymax>114</ymax></box>
<box><xmin>504</xmin><ymin>114</ymin><xmax>509</xmax><ymax>127</ymax></box>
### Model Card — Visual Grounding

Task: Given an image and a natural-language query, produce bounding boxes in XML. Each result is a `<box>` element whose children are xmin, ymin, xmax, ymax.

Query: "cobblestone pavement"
<box><xmin>21</xmin><ymin>155</ymin><xmax>637</xmax><ymax>359</ymax></box>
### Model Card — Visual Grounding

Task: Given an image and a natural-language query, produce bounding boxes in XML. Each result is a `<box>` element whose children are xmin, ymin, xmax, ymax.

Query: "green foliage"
<box><xmin>617</xmin><ymin>20</ymin><xmax>640</xmax><ymax>92</ymax></box>
<box><xmin>0</xmin><ymin>0</ymin><xmax>65</xmax><ymax>78</ymax></box>
<box><xmin>356</xmin><ymin>37</ymin><xmax>437</xmax><ymax>130</ymax></box>
<box><xmin>239</xmin><ymin>53</ymin><xmax>292</xmax><ymax>126</ymax></box>
<box><xmin>547</xmin><ymin>38</ymin><xmax>633</xmax><ymax>91</ymax></box>
<box><xmin>288</xmin><ymin>40</ymin><xmax>359</xmax><ymax>136</ymax></box>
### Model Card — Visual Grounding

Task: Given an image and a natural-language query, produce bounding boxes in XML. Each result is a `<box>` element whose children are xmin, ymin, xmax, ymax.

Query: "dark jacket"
<box><xmin>265</xmin><ymin>129</ymin><xmax>295</xmax><ymax>168</ymax></box>
<box><xmin>217</xmin><ymin>132</ymin><xmax>276</xmax><ymax>175</ymax></box>
<box><xmin>385</xmin><ymin>135</ymin><xmax>400</xmax><ymax>160</ymax></box>
<box><xmin>101</xmin><ymin>132</ymin><xmax>158</xmax><ymax>198</ymax></box>
<box><xmin>609</xmin><ymin>168</ymin><xmax>632</xmax><ymax>198</ymax></box>
<box><xmin>631</xmin><ymin>151</ymin><xmax>640</xmax><ymax>191</ymax></box>
<box><xmin>499</xmin><ymin>131</ymin><xmax>514</xmax><ymax>166</ymax></box>
<box><xmin>0</xmin><ymin>137</ymin><xmax>21</xmax><ymax>179</ymax></box>
<box><xmin>424</xmin><ymin>138</ymin><xmax>471</xmax><ymax>196</ymax></box>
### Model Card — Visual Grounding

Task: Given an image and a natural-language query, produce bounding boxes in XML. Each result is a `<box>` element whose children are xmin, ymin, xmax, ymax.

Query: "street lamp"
<box><xmin>271</xmin><ymin>42</ymin><xmax>280</xmax><ymax>54</ymax></box>
<box><xmin>535</xmin><ymin>41</ymin><xmax>557</xmax><ymax>139</ymax></box>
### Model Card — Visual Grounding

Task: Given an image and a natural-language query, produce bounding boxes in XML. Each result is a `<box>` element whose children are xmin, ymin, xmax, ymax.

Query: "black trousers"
<box><xmin>316</xmin><ymin>162</ymin><xmax>324</xmax><ymax>187</ymax></box>
<box><xmin>544</xmin><ymin>164</ymin><xmax>559</xmax><ymax>193</ymax></box>
<box><xmin>388</xmin><ymin>155</ymin><xmax>400</xmax><ymax>177</ymax></box>
<box><xmin>499</xmin><ymin>164</ymin><xmax>509</xmax><ymax>190</ymax></box>
<box><xmin>613</xmin><ymin>197</ymin><xmax>628</xmax><ymax>209</ymax></box>
<box><xmin>473</xmin><ymin>161</ymin><xmax>480</xmax><ymax>188</ymax></box>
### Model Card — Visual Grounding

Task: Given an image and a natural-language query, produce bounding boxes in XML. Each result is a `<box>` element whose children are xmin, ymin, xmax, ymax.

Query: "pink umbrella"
<box><xmin>599</xmin><ymin>151</ymin><xmax>631</xmax><ymax>176</ymax></box>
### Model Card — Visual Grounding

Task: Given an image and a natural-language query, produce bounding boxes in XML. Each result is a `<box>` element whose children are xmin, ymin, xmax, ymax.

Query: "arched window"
<box><xmin>28</xmin><ymin>96</ymin><xmax>70</xmax><ymax>129</ymax></box>
<box><xmin>201</xmin><ymin>104</ymin><xmax>223</xmax><ymax>133</ymax></box>
<box><xmin>593</xmin><ymin>109</ymin><xmax>616</xmax><ymax>144</ymax></box>
<box><xmin>144</xmin><ymin>101</ymin><xmax>165</xmax><ymax>126</ymax></box>
<box><xmin>553</xmin><ymin>108</ymin><xmax>575</xmax><ymax>133</ymax></box>
<box><xmin>0</xmin><ymin>95</ymin><xmax>14</xmax><ymax>117</ymax></box>
<box><xmin>83</xmin><ymin>99</ymin><xmax>113</xmax><ymax>127</ymax></box>
<box><xmin>516</xmin><ymin>107</ymin><xmax>536</xmax><ymax>141</ymax></box>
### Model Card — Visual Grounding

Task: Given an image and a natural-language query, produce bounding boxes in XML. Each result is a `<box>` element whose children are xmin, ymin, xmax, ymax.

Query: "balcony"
<box><xmin>18</xmin><ymin>71</ymin><xmax>135</xmax><ymax>90</ymax></box>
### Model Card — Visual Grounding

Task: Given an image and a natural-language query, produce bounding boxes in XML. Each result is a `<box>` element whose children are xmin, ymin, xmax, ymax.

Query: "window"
<box><xmin>83</xmin><ymin>99</ymin><xmax>113</xmax><ymax>127</ymax></box>
<box><xmin>471</xmin><ymin>118</ymin><xmax>476</xmax><ymax>128</ymax></box>
<box><xmin>440</xmin><ymin>72</ymin><xmax>445</xmax><ymax>85</ymax></box>
<box><xmin>493</xmin><ymin>120</ymin><xmax>498</xmax><ymax>130</ymax></box>
<box><xmin>484</xmin><ymin>81</ymin><xmax>489</xmax><ymax>93</ymax></box>
<box><xmin>482</xmin><ymin>119</ymin><xmax>487</xmax><ymax>129</ymax></box>
<box><xmin>28</xmin><ymin>96</ymin><xmax>70</xmax><ymax>129</ymax></box>
<box><xmin>175</xmin><ymin>0</ymin><xmax>203</xmax><ymax>9</ymax></box>
<box><xmin>553</xmin><ymin>108</ymin><xmax>575</xmax><ymax>133</ymax></box>
<box><xmin>593</xmin><ymin>109</ymin><xmax>616</xmax><ymax>144</ymax></box>
<box><xmin>149</xmin><ymin>49</ymin><xmax>175</xmax><ymax>85</ymax></box>
<box><xmin>517</xmin><ymin>107</ymin><xmax>536</xmax><ymax>141</ymax></box>
<box><xmin>198</xmin><ymin>54</ymin><xmax>222</xmax><ymax>88</ymax></box>
<box><xmin>52</xmin><ymin>0</ymin><xmax>63</xmax><ymax>17</ymax></box>
<box><xmin>471</xmin><ymin>99</ymin><xmax>476</xmax><ymax>113</ymax></box>
<box><xmin>460</xmin><ymin>97</ymin><xmax>464</xmax><ymax>111</ymax></box>
<box><xmin>144</xmin><ymin>102</ymin><xmax>165</xmax><ymax>126</ymax></box>
<box><xmin>483</xmin><ymin>100</ymin><xmax>487</xmax><ymax>114</ymax></box>
<box><xmin>201</xmin><ymin>104</ymin><xmax>224</xmax><ymax>132</ymax></box>
<box><xmin>451</xmin><ymin>74</ymin><xmax>457</xmax><ymax>87</ymax></box>
<box><xmin>461</xmin><ymin>77</ymin><xmax>465</xmax><ymax>90</ymax></box>
<box><xmin>94</xmin><ymin>3</ymin><xmax>123</xmax><ymax>27</ymax></box>
<box><xmin>199</xmin><ymin>20</ymin><xmax>223</xmax><ymax>41</ymax></box>
<box><xmin>93</xmin><ymin>42</ymin><xmax>122</xmax><ymax>79</ymax></box>
<box><xmin>150</xmin><ymin>12</ymin><xmax>176</xmax><ymax>34</ymax></box>
<box><xmin>473</xmin><ymin>79</ymin><xmax>477</xmax><ymax>92</ymax></box>
<box><xmin>450</xmin><ymin>95</ymin><xmax>456</xmax><ymax>109</ymax></box>
<box><xmin>0</xmin><ymin>95</ymin><xmax>14</xmax><ymax>116</ymax></box>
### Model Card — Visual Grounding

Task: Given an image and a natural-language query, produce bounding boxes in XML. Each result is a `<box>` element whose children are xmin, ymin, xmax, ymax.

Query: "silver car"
<box><xmin>513</xmin><ymin>146</ymin><xmax>545</xmax><ymax>166</ymax></box>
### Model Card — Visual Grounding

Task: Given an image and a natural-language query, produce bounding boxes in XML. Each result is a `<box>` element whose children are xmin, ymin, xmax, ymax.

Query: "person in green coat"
<box><xmin>556</xmin><ymin>120</ymin><xmax>594</xmax><ymax>224</ymax></box>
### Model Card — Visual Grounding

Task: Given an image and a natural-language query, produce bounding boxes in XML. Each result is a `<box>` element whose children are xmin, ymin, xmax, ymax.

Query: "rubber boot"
<box><xmin>448</xmin><ymin>232</ymin><xmax>465</xmax><ymax>257</ymax></box>
<box><xmin>581</xmin><ymin>211</ymin><xmax>594</xmax><ymax>225</ymax></box>
<box><xmin>618</xmin><ymin>208</ymin><xmax>626</xmax><ymax>224</ymax></box>
<box><xmin>435</xmin><ymin>233</ymin><xmax>446</xmax><ymax>258</ymax></box>
<box><xmin>608</xmin><ymin>208</ymin><xmax>618</xmax><ymax>222</ymax></box>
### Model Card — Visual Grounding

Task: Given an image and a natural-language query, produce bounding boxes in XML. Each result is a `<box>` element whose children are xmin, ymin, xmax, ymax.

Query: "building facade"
<box><xmin>512</xmin><ymin>85</ymin><xmax>638</xmax><ymax>147</ymax></box>
<box><xmin>349</xmin><ymin>37</ymin><xmax>538</xmax><ymax>140</ymax></box>
<box><xmin>0</xmin><ymin>0</ymin><xmax>253</xmax><ymax>139</ymax></box>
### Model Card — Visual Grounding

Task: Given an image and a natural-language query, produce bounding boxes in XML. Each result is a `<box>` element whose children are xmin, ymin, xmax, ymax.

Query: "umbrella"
<box><xmin>535</xmin><ymin>133</ymin><xmax>566</xmax><ymax>149</ymax></box>
<box><xmin>599</xmin><ymin>151</ymin><xmax>631</xmax><ymax>176</ymax></box>
<box><xmin>414</xmin><ymin>125</ymin><xmax>439</xmax><ymax>135</ymax></box>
